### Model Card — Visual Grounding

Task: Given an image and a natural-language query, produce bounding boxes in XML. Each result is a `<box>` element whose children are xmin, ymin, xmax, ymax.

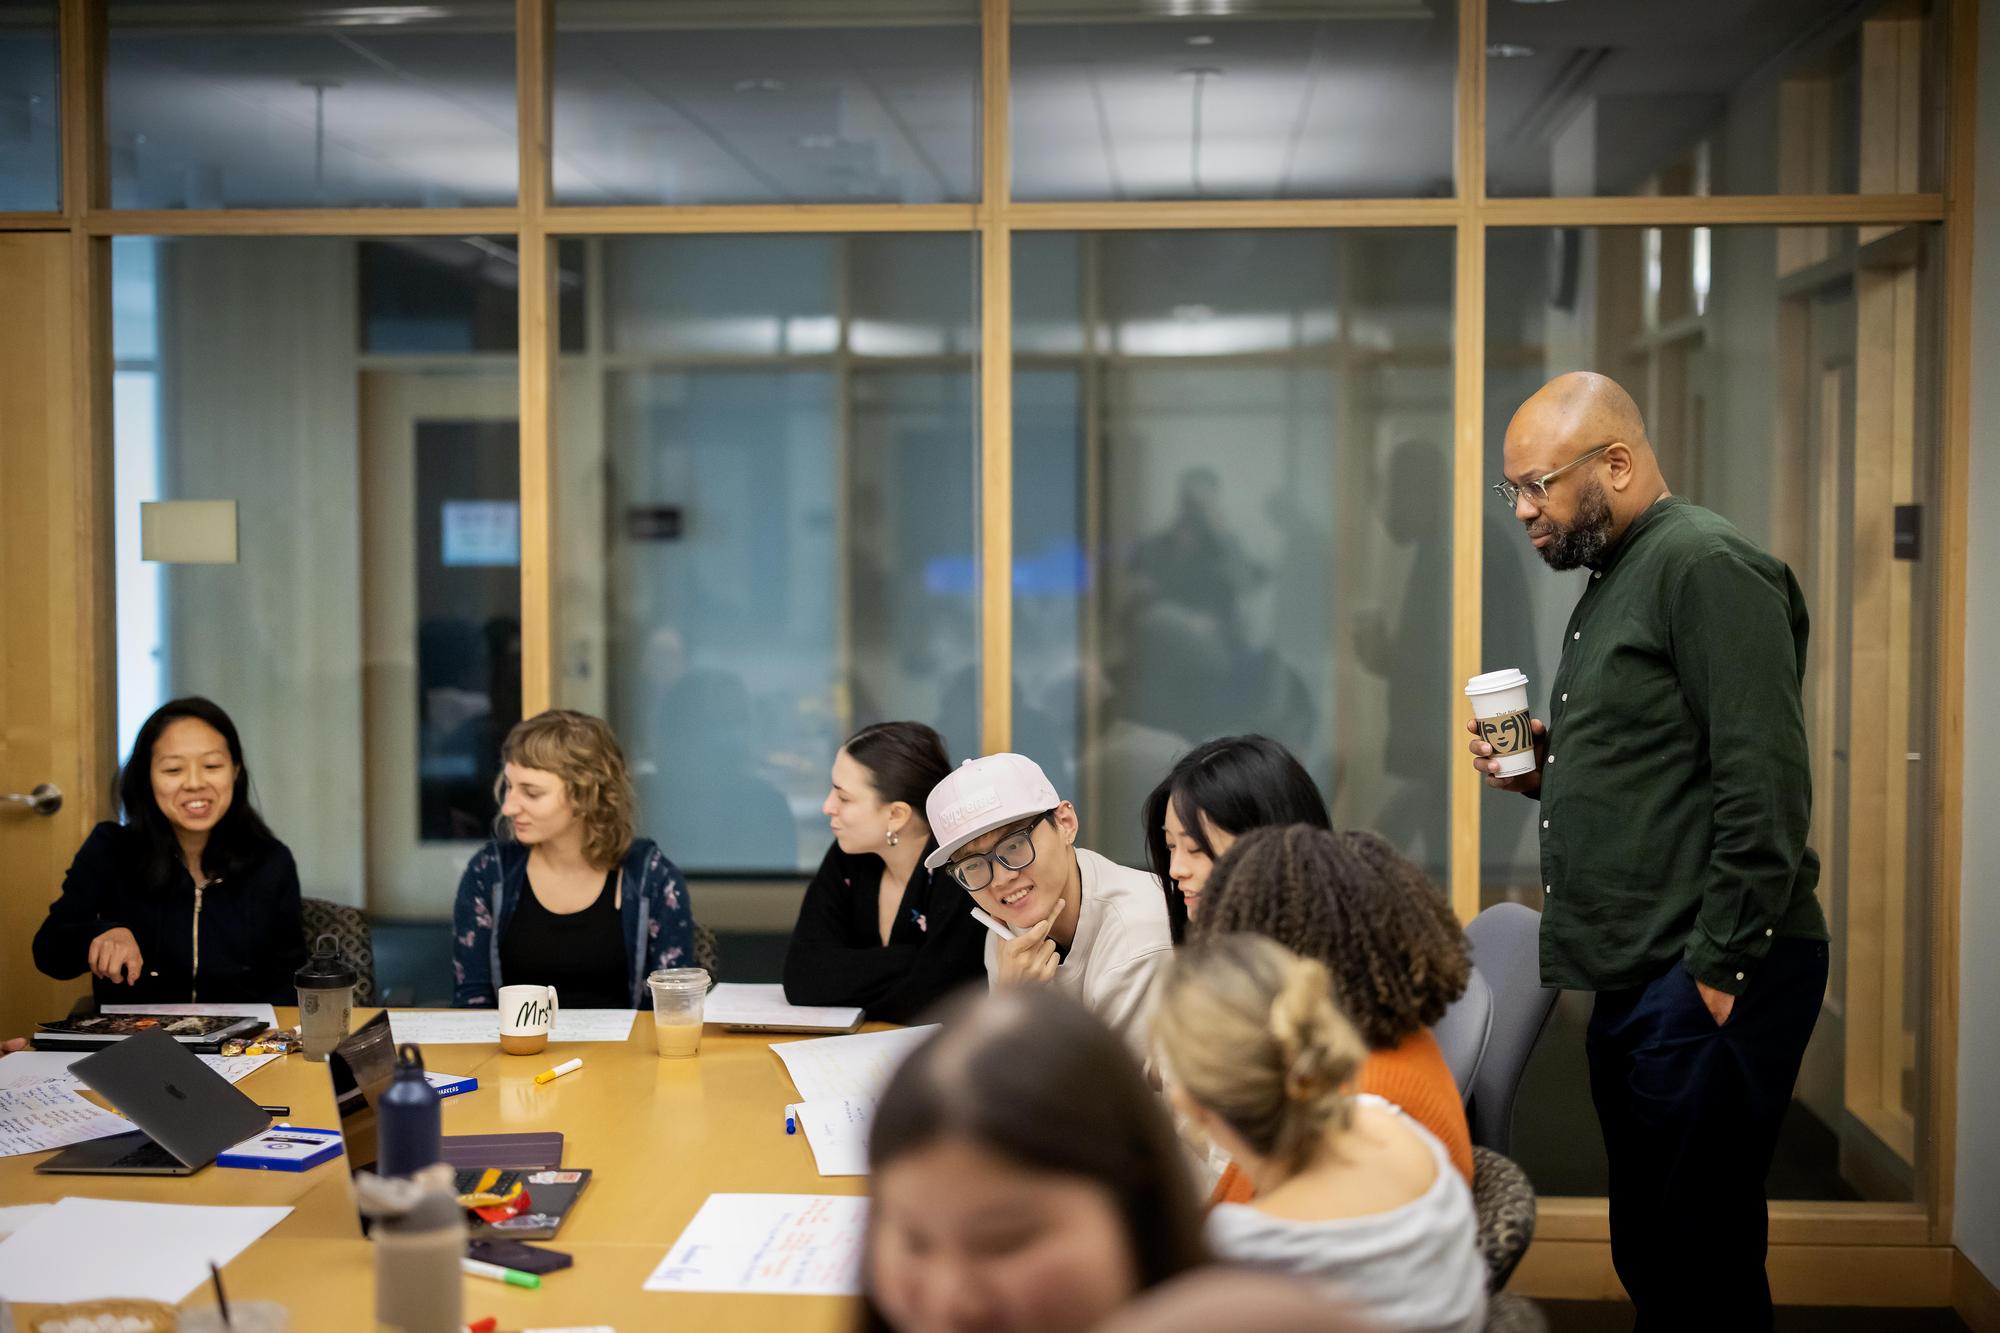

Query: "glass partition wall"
<box><xmin>22</xmin><ymin>0</ymin><xmax>1969</xmax><ymax>1289</ymax></box>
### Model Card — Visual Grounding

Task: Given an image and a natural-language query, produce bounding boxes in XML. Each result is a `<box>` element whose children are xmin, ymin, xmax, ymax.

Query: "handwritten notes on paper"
<box><xmin>0</xmin><ymin>1083</ymin><xmax>134</xmax><ymax>1158</ymax></box>
<box><xmin>791</xmin><ymin>1098</ymin><xmax>871</xmax><ymax>1177</ymax></box>
<box><xmin>386</xmin><ymin>1009</ymin><xmax>637</xmax><ymax>1045</ymax></box>
<box><xmin>644</xmin><ymin>1194</ymin><xmax>866</xmax><ymax>1296</ymax></box>
<box><xmin>771</xmin><ymin>1025</ymin><xmax>939</xmax><ymax>1179</ymax></box>
<box><xmin>771</xmin><ymin>1025</ymin><xmax>938</xmax><ymax>1107</ymax></box>
<box><xmin>0</xmin><ymin>1050</ymin><xmax>279</xmax><ymax>1094</ymax></box>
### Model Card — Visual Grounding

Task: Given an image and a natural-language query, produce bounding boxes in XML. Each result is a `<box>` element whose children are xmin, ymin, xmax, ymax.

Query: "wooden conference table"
<box><xmin>2</xmin><ymin>1009</ymin><xmax>872</xmax><ymax>1332</ymax></box>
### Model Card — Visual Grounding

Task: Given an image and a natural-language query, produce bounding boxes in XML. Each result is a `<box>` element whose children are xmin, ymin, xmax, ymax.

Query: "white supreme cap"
<box><xmin>923</xmin><ymin>753</ymin><xmax>1062</xmax><ymax>871</ymax></box>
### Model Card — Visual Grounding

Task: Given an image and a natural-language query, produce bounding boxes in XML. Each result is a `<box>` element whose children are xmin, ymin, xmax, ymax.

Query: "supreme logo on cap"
<box><xmin>935</xmin><ymin>781</ymin><xmax>1002</xmax><ymax>830</ymax></box>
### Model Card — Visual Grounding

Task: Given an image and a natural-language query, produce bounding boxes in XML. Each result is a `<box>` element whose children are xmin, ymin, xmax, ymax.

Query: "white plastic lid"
<box><xmin>1464</xmin><ymin>667</ymin><xmax>1530</xmax><ymax>696</ymax></box>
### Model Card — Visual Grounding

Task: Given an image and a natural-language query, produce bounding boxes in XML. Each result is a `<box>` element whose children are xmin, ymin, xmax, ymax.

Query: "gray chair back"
<box><xmin>1432</xmin><ymin>965</ymin><xmax>1494</xmax><ymax>1101</ymax></box>
<box><xmin>692</xmin><ymin>921</ymin><xmax>722</xmax><ymax>982</ymax></box>
<box><xmin>1464</xmin><ymin>902</ymin><xmax>1559</xmax><ymax>1154</ymax></box>
<box><xmin>301</xmin><ymin>897</ymin><xmax>377</xmax><ymax>1006</ymax></box>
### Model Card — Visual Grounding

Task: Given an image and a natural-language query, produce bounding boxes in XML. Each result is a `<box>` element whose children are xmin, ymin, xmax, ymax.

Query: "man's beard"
<box><xmin>1530</xmin><ymin>476</ymin><xmax>1613</xmax><ymax>571</ymax></box>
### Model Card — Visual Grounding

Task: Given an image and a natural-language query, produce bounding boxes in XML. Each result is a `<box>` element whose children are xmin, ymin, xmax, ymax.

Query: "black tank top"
<box><xmin>498</xmin><ymin>868</ymin><xmax>628</xmax><ymax>1009</ymax></box>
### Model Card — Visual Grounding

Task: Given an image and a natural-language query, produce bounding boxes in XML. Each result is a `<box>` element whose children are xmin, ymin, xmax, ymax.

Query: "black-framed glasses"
<box><xmin>1492</xmin><ymin>443</ymin><xmax>1615</xmax><ymax>510</ymax></box>
<box><xmin>945</xmin><ymin>810</ymin><xmax>1055</xmax><ymax>893</ymax></box>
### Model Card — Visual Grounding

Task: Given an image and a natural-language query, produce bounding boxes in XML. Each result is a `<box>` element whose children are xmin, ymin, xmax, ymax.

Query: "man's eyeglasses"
<box><xmin>1492</xmin><ymin>443</ymin><xmax>1615</xmax><ymax>510</ymax></box>
<box><xmin>945</xmin><ymin>810</ymin><xmax>1055</xmax><ymax>893</ymax></box>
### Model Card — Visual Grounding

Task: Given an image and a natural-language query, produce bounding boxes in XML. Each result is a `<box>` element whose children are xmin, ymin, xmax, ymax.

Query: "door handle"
<box><xmin>2</xmin><ymin>783</ymin><xmax>62</xmax><ymax>816</ymax></box>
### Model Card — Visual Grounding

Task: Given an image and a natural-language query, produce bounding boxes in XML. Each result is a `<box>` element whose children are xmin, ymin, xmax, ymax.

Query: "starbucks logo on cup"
<box><xmin>1479</xmin><ymin>708</ymin><xmax>1534</xmax><ymax>756</ymax></box>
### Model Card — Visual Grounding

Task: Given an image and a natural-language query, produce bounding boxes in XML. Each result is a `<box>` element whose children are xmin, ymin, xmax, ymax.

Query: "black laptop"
<box><xmin>328</xmin><ymin>1013</ymin><xmax>585</xmax><ymax>1239</ymax></box>
<box><xmin>35</xmin><ymin>1028</ymin><xmax>271</xmax><ymax>1176</ymax></box>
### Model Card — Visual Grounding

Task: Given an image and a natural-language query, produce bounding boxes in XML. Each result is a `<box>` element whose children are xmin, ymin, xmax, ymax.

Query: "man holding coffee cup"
<box><xmin>1469</xmin><ymin>371</ymin><xmax>1827</xmax><ymax>1332</ymax></box>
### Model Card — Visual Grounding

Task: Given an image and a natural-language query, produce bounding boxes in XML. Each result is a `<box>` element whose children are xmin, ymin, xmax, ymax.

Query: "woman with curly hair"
<box><xmin>452</xmin><ymin>709</ymin><xmax>695</xmax><ymax>1009</ymax></box>
<box><xmin>1152</xmin><ymin>934</ymin><xmax>1484</xmax><ymax>1333</ymax></box>
<box><xmin>1192</xmin><ymin>824</ymin><xmax>1474</xmax><ymax>1197</ymax></box>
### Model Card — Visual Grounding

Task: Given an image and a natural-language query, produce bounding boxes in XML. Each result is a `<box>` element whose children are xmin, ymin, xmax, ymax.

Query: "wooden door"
<box><xmin>0</xmin><ymin>232</ymin><xmax>110</xmax><ymax>1042</ymax></box>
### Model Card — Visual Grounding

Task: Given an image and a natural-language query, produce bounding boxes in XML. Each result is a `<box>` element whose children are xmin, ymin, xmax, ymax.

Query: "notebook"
<box><xmin>33</xmin><ymin>1013</ymin><xmax>263</xmax><ymax>1053</ymax></box>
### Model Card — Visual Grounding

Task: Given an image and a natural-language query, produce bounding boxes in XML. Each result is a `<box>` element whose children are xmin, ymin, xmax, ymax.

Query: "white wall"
<box><xmin>1954</xmin><ymin>0</ymin><xmax>2000</xmax><ymax>1284</ymax></box>
<box><xmin>158</xmin><ymin>238</ymin><xmax>367</xmax><ymax>908</ymax></box>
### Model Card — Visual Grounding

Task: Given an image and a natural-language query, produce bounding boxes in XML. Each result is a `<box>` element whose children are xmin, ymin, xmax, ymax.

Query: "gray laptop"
<box><xmin>36</xmin><ymin>1027</ymin><xmax>270</xmax><ymax>1176</ymax></box>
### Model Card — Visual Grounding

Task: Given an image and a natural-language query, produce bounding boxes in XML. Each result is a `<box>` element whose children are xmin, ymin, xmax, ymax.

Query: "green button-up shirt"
<box><xmin>1536</xmin><ymin>496</ymin><xmax>1827</xmax><ymax>995</ymax></box>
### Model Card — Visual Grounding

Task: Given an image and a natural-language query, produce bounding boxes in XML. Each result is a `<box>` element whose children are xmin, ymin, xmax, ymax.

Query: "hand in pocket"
<box><xmin>1694</xmin><ymin>978</ymin><xmax>1736</xmax><ymax>1027</ymax></box>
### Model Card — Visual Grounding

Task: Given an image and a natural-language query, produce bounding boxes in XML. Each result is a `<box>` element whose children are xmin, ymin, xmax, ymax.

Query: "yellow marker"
<box><xmin>533</xmin><ymin>1057</ymin><xmax>583</xmax><ymax>1085</ymax></box>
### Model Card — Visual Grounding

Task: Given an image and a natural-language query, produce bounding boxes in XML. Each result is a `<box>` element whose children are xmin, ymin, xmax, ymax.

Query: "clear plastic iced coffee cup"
<box><xmin>648</xmin><ymin>967</ymin><xmax>710</xmax><ymax>1058</ymax></box>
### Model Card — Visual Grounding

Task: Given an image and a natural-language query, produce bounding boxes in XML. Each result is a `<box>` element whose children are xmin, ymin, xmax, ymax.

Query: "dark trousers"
<box><xmin>1586</xmin><ymin>937</ymin><xmax>1829</xmax><ymax>1332</ymax></box>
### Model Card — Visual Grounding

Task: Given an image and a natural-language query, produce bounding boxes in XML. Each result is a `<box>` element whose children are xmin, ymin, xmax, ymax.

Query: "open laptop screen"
<box><xmin>328</xmin><ymin>1010</ymin><xmax>397</xmax><ymax>1176</ymax></box>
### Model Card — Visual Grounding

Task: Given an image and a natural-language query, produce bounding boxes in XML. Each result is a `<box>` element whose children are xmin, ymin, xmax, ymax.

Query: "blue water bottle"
<box><xmin>378</xmin><ymin>1042</ymin><xmax>442</xmax><ymax>1177</ymax></box>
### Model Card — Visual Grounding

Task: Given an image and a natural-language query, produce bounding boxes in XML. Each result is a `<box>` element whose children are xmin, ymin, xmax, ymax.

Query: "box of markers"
<box><xmin>426</xmin><ymin>1071</ymin><xmax>478</xmax><ymax>1098</ymax></box>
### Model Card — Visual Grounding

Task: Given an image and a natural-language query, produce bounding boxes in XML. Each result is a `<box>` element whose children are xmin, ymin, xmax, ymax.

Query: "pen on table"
<box><xmin>533</xmin><ymin>1057</ymin><xmax>582</xmax><ymax>1085</ymax></box>
<box><xmin>257</xmin><ymin>1105</ymin><xmax>290</xmax><ymax>1117</ymax></box>
<box><xmin>208</xmin><ymin>1260</ymin><xmax>232</xmax><ymax>1329</ymax></box>
<box><xmin>785</xmin><ymin>1104</ymin><xmax>799</xmax><ymax>1134</ymax></box>
<box><xmin>462</xmin><ymin>1258</ymin><xmax>540</xmax><ymax>1289</ymax></box>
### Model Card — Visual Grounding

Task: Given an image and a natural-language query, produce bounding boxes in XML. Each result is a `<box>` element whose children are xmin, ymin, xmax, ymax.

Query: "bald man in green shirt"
<box><xmin>1468</xmin><ymin>372</ymin><xmax>1828</xmax><ymax>1332</ymax></box>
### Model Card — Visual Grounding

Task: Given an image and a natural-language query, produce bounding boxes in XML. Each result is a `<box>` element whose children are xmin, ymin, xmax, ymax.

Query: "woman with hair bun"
<box><xmin>1152</xmin><ymin>934</ymin><xmax>1484</xmax><ymax>1333</ymax></box>
<box><xmin>782</xmin><ymin>721</ymin><xmax>987</xmax><ymax>1022</ymax></box>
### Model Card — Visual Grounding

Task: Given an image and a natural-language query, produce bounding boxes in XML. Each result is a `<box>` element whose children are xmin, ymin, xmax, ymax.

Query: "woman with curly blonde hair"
<box><xmin>1152</xmin><ymin>934</ymin><xmax>1484</xmax><ymax>1333</ymax></box>
<box><xmin>452</xmin><ymin>709</ymin><xmax>696</xmax><ymax>1009</ymax></box>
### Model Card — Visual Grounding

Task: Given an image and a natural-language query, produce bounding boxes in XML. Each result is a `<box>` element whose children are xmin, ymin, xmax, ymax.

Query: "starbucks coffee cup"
<box><xmin>1465</xmin><ymin>668</ymin><xmax>1538</xmax><ymax>778</ymax></box>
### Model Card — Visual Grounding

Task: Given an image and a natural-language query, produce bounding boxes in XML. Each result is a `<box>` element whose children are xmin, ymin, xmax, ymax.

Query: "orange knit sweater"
<box><xmin>1206</xmin><ymin>1028</ymin><xmax>1475</xmax><ymax>1206</ymax></box>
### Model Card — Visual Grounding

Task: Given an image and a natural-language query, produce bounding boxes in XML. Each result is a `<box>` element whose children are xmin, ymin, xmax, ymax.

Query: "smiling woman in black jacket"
<box><xmin>33</xmin><ymin>696</ymin><xmax>306</xmax><ymax>1006</ymax></box>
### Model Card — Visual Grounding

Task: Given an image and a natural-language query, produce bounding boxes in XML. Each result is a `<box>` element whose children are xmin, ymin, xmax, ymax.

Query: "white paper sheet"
<box><xmin>0</xmin><ymin>1051</ymin><xmax>86</xmax><ymax>1091</ymax></box>
<box><xmin>792</xmin><ymin>1098</ymin><xmax>871</xmax><ymax>1177</ymax></box>
<box><xmin>104</xmin><ymin>1002</ymin><xmax>279</xmax><ymax>1029</ymax></box>
<box><xmin>200</xmin><ymin>1052</ymin><xmax>283</xmax><ymax>1084</ymax></box>
<box><xmin>643</xmin><ymin>1194</ymin><xmax>866</xmax><ymax>1296</ymax></box>
<box><xmin>771</xmin><ymin>1024</ymin><xmax>938</xmax><ymax>1106</ymax></box>
<box><xmin>0</xmin><ymin>1197</ymin><xmax>292</xmax><ymax>1303</ymax></box>
<box><xmin>0</xmin><ymin>1050</ymin><xmax>279</xmax><ymax>1093</ymax></box>
<box><xmin>0</xmin><ymin>1082</ymin><xmax>135</xmax><ymax>1158</ymax></box>
<box><xmin>0</xmin><ymin>1205</ymin><xmax>50</xmax><ymax>1240</ymax></box>
<box><xmin>387</xmin><ymin>1008</ymin><xmax>637</xmax><ymax>1045</ymax></box>
<box><xmin>702</xmin><ymin>984</ymin><xmax>862</xmax><ymax>1032</ymax></box>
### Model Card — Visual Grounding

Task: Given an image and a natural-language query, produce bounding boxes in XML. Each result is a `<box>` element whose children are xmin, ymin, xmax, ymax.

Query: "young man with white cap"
<box><xmin>925</xmin><ymin>753</ymin><xmax>1175</xmax><ymax>1048</ymax></box>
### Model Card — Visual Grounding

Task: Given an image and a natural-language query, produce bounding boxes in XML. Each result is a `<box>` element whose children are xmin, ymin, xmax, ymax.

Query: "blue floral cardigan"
<box><xmin>451</xmin><ymin>837</ymin><xmax>694</xmax><ymax>1009</ymax></box>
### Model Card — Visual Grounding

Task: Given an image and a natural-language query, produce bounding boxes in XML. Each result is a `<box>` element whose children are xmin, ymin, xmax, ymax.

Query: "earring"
<box><xmin>886</xmin><ymin>828</ymin><xmax>900</xmax><ymax>848</ymax></box>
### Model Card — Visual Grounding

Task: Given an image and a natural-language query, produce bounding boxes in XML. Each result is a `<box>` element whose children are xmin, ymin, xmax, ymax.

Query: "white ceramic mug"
<box><xmin>497</xmin><ymin>983</ymin><xmax>559</xmax><ymax>1055</ymax></box>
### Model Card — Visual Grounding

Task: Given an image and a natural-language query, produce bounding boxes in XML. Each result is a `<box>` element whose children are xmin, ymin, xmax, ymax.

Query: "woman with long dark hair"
<box><xmin>33</xmin><ymin>696</ymin><xmax>306</xmax><ymax>1004</ymax></box>
<box><xmin>782</xmin><ymin>722</ymin><xmax>986</xmax><ymax>1023</ymax></box>
<box><xmin>861</xmin><ymin>986</ymin><xmax>1209</xmax><ymax>1333</ymax></box>
<box><xmin>1142</xmin><ymin>735</ymin><xmax>1331</xmax><ymax>942</ymax></box>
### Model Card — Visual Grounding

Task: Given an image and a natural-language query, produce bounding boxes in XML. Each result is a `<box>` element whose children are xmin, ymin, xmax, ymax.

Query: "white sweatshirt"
<box><xmin>983</xmin><ymin>845</ymin><xmax>1175</xmax><ymax>1053</ymax></box>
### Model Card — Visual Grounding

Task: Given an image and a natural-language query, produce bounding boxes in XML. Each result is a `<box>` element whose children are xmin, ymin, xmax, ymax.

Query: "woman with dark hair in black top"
<box><xmin>782</xmin><ymin>722</ymin><xmax>987</xmax><ymax>1023</ymax></box>
<box><xmin>33</xmin><ymin>696</ymin><xmax>306</xmax><ymax>1005</ymax></box>
<box><xmin>1143</xmin><ymin>734</ymin><xmax>1331</xmax><ymax>943</ymax></box>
